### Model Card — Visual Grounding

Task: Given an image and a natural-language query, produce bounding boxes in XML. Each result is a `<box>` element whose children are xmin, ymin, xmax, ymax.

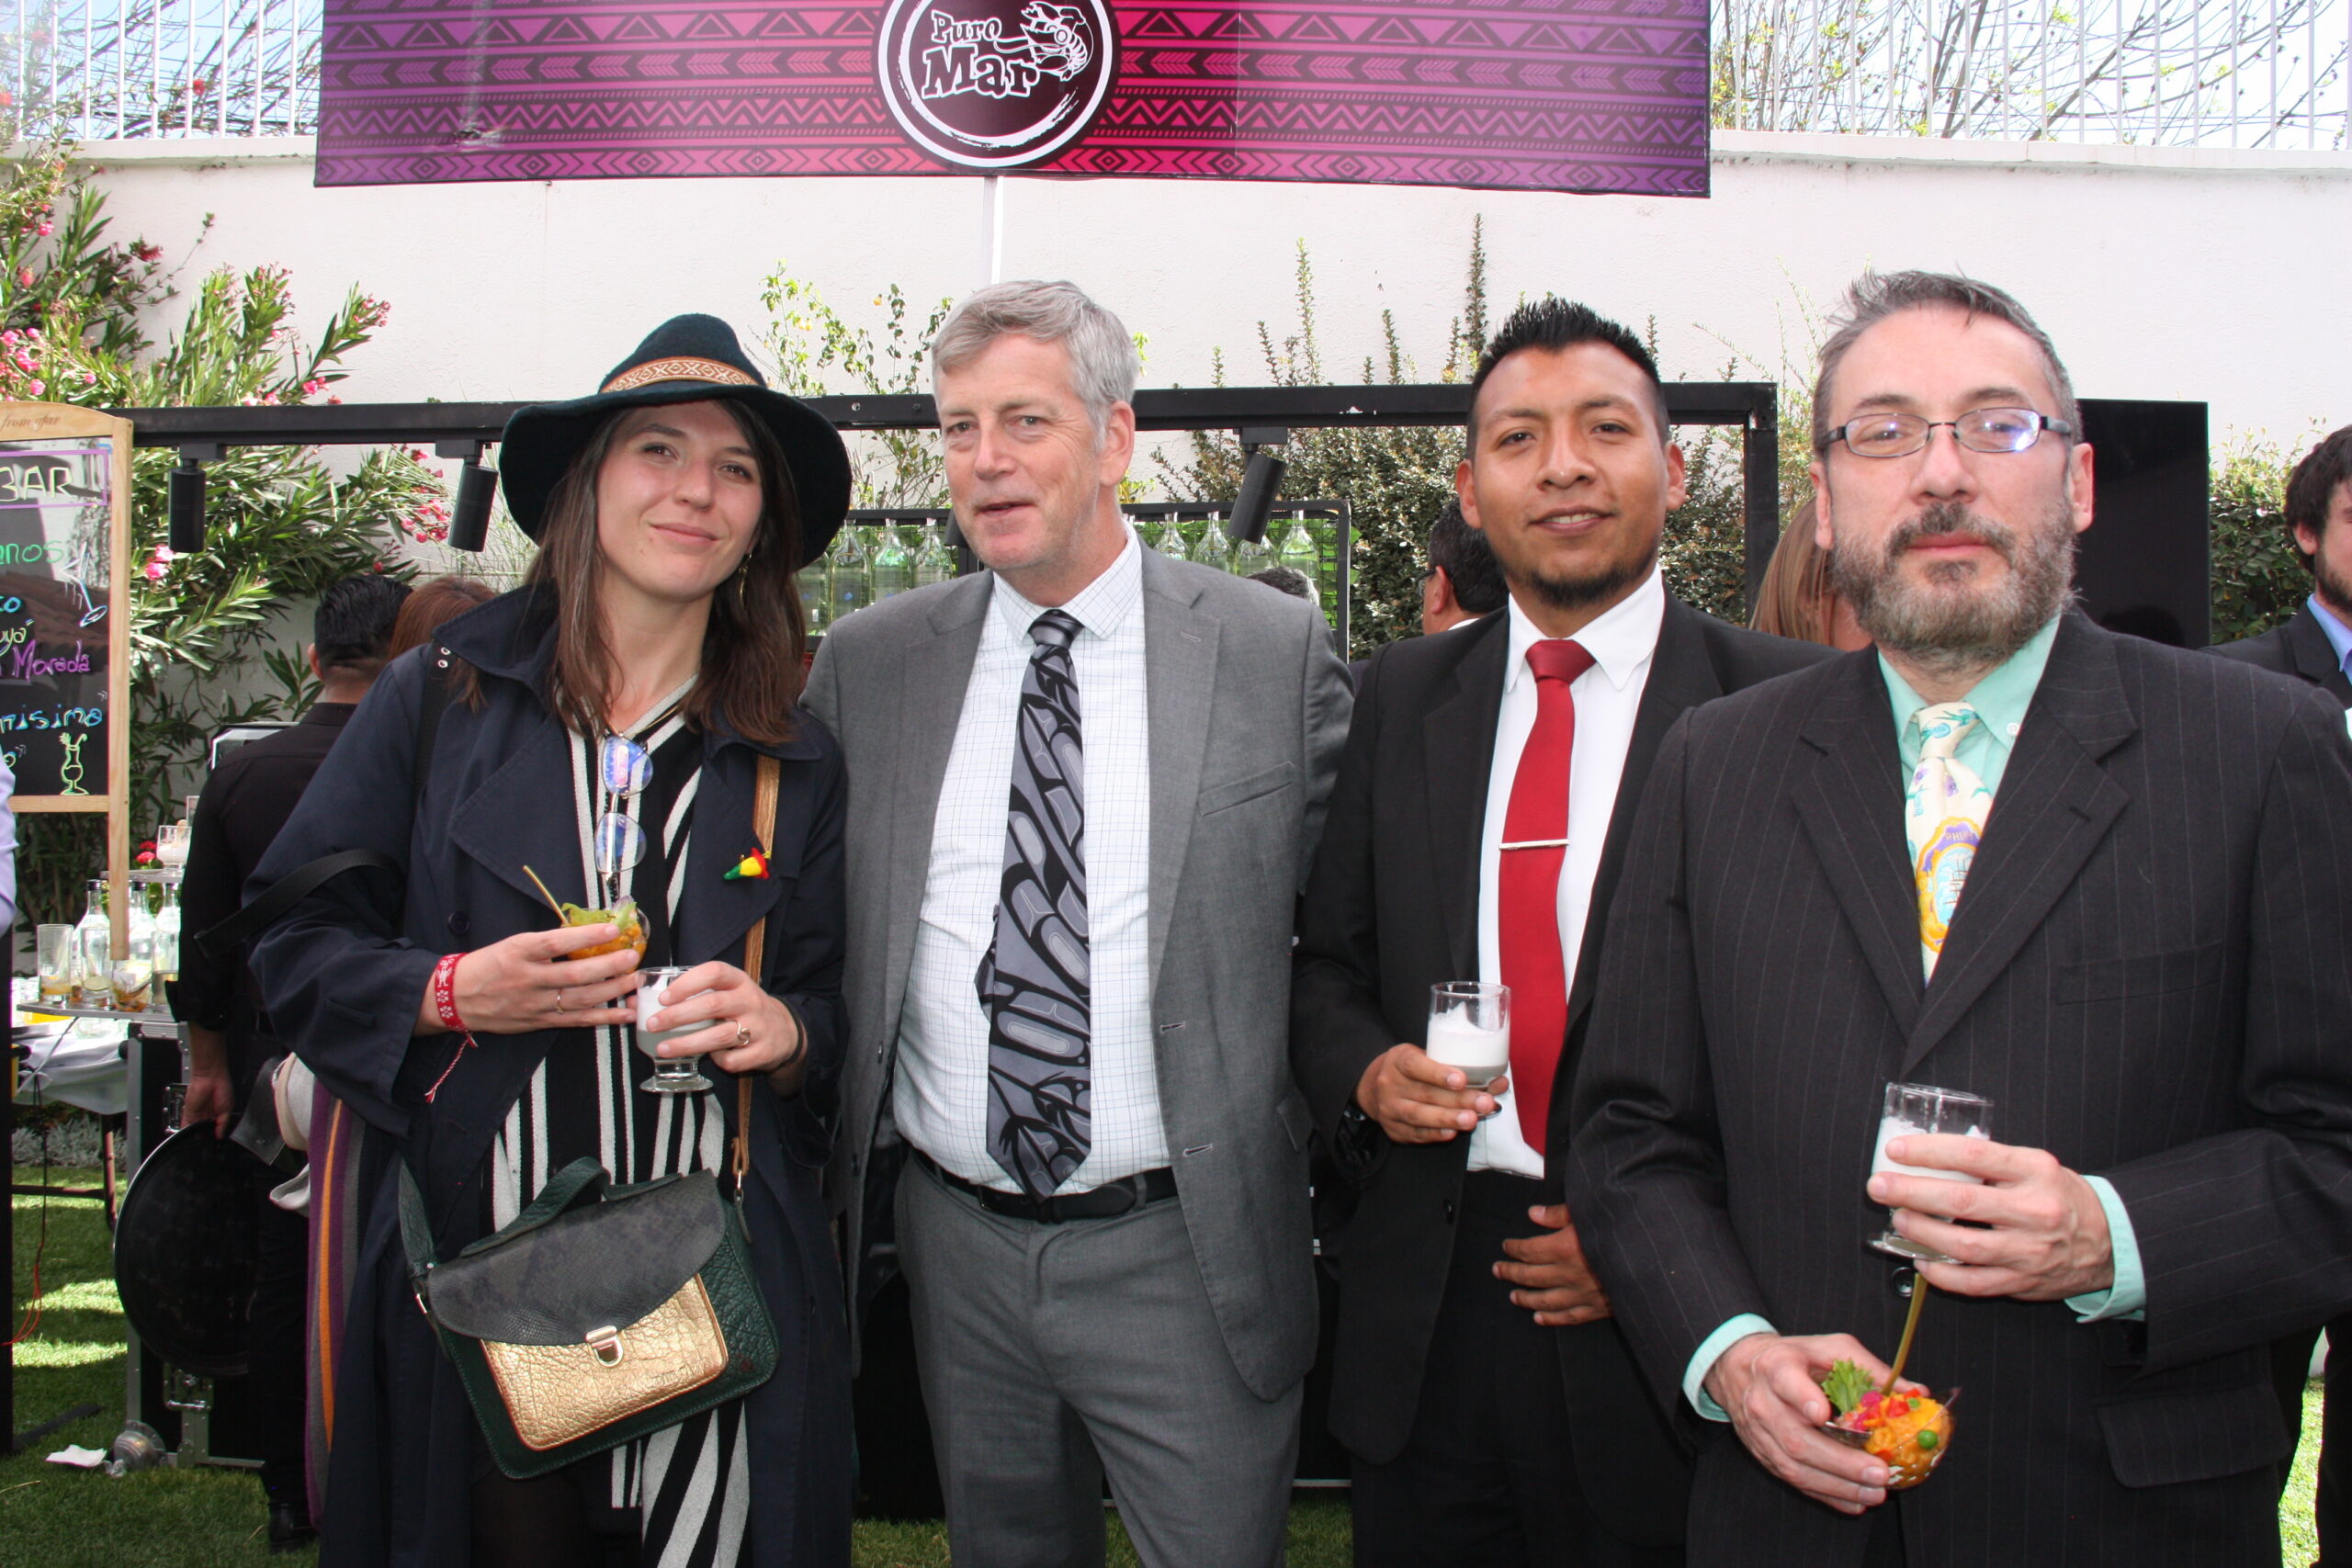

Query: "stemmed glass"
<box><xmin>1869</xmin><ymin>1082</ymin><xmax>1994</xmax><ymax>1262</ymax></box>
<box><xmin>634</xmin><ymin>966</ymin><xmax>714</xmax><ymax>1095</ymax></box>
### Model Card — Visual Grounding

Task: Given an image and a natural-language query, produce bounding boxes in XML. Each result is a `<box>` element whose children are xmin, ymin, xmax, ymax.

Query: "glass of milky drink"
<box><xmin>1870</xmin><ymin>1082</ymin><xmax>1994</xmax><ymax>1262</ymax></box>
<box><xmin>1425</xmin><ymin>982</ymin><xmax>1510</xmax><ymax>1097</ymax></box>
<box><xmin>634</xmin><ymin>966</ymin><xmax>715</xmax><ymax>1095</ymax></box>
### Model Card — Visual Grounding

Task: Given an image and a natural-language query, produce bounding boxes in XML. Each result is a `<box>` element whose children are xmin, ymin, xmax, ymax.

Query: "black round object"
<box><xmin>112</xmin><ymin>1125</ymin><xmax>262</xmax><ymax>1378</ymax></box>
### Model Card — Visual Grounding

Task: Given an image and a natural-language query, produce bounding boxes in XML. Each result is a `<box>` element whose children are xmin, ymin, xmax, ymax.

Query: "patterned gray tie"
<box><xmin>978</xmin><ymin>607</ymin><xmax>1091</xmax><ymax>1199</ymax></box>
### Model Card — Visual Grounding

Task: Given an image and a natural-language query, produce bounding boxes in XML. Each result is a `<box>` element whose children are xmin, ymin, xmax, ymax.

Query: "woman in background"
<box><xmin>1750</xmin><ymin>498</ymin><xmax>1872</xmax><ymax>650</ymax></box>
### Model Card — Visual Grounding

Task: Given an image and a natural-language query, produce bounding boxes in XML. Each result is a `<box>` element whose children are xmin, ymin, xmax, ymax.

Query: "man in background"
<box><xmin>2211</xmin><ymin>421</ymin><xmax>2352</xmax><ymax>1566</ymax></box>
<box><xmin>1422</xmin><ymin>498</ymin><xmax>1509</xmax><ymax>634</ymax></box>
<box><xmin>175</xmin><ymin>570</ymin><xmax>410</xmax><ymax>1551</ymax></box>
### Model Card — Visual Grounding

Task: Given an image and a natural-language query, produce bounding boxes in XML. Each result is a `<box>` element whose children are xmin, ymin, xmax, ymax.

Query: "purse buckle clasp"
<box><xmin>584</xmin><ymin>1325</ymin><xmax>624</xmax><ymax>1367</ymax></box>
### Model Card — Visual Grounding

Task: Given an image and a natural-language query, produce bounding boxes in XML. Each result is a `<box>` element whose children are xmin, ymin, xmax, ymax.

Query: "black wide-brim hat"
<box><xmin>497</xmin><ymin>313</ymin><xmax>850</xmax><ymax>568</ymax></box>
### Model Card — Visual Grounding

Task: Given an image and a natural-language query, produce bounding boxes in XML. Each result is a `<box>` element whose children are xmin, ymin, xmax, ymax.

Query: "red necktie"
<box><xmin>1498</xmin><ymin>637</ymin><xmax>1595</xmax><ymax>1155</ymax></box>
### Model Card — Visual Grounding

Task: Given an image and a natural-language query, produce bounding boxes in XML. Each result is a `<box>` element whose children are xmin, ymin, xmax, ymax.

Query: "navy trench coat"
<box><xmin>248</xmin><ymin>587</ymin><xmax>852</xmax><ymax>1567</ymax></box>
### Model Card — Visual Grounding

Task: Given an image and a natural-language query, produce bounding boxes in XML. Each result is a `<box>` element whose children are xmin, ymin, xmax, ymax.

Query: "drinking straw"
<box><xmin>521</xmin><ymin>865</ymin><xmax>567</xmax><ymax>919</ymax></box>
<box><xmin>1884</xmin><ymin>1275</ymin><xmax>1928</xmax><ymax>1393</ymax></box>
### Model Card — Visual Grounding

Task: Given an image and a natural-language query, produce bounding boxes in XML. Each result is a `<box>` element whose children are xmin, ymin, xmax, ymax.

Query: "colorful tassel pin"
<box><xmin>723</xmin><ymin>849</ymin><xmax>771</xmax><ymax>882</ymax></box>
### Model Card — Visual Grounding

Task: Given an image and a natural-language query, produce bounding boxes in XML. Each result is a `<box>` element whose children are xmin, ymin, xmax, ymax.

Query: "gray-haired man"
<box><xmin>808</xmin><ymin>279</ymin><xmax>1351</xmax><ymax>1565</ymax></box>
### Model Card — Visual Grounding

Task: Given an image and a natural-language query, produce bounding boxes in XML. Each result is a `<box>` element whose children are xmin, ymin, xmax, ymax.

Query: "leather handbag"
<box><xmin>397</xmin><ymin>753</ymin><xmax>787</xmax><ymax>1479</ymax></box>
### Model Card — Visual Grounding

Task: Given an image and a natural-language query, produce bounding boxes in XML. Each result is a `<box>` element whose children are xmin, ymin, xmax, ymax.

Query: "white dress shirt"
<box><xmin>895</xmin><ymin>529</ymin><xmax>1165</xmax><ymax>1193</ymax></box>
<box><xmin>1469</xmin><ymin>570</ymin><xmax>1664</xmax><ymax>1179</ymax></box>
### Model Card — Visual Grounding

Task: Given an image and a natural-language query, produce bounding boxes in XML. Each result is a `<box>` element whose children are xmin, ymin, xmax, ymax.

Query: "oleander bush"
<box><xmin>0</xmin><ymin>142</ymin><xmax>432</xmax><ymax>925</ymax></box>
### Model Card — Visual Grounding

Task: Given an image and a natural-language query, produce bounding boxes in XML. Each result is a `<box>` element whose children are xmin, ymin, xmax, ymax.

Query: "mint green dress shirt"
<box><xmin>1683</xmin><ymin>618</ymin><xmax>2145</xmax><ymax>1420</ymax></box>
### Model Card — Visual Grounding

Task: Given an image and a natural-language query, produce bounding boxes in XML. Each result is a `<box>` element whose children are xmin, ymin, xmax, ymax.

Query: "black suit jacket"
<box><xmin>1567</xmin><ymin>614</ymin><xmax>2352</xmax><ymax>1567</ymax></box>
<box><xmin>2211</xmin><ymin>600</ymin><xmax>2352</xmax><ymax>709</ymax></box>
<box><xmin>1290</xmin><ymin>596</ymin><xmax>1829</xmax><ymax>1546</ymax></box>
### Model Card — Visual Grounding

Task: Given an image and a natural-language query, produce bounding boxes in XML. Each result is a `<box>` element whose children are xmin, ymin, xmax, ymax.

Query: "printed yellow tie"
<box><xmin>1905</xmin><ymin>703</ymin><xmax>1992</xmax><ymax>979</ymax></box>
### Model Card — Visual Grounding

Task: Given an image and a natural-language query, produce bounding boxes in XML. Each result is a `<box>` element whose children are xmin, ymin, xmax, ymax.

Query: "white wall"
<box><xmin>80</xmin><ymin>131</ymin><xmax>2351</xmax><ymax>451</ymax></box>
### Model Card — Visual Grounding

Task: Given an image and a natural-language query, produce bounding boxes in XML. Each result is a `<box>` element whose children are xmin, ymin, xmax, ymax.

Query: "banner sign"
<box><xmin>317</xmin><ymin>0</ymin><xmax>1708</xmax><ymax>196</ymax></box>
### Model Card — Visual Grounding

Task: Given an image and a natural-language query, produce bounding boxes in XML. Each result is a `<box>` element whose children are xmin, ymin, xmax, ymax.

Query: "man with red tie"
<box><xmin>1291</xmin><ymin>299</ymin><xmax>1828</xmax><ymax>1565</ymax></box>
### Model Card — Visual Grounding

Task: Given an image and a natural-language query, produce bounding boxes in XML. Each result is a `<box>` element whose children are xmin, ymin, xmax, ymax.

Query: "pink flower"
<box><xmin>16</xmin><ymin>268</ymin><xmax>32</xmax><ymax>288</ymax></box>
<box><xmin>327</xmin><ymin>395</ymin><xmax>343</xmax><ymax>405</ymax></box>
<box><xmin>35</xmin><ymin>221</ymin><xmax>51</xmax><ymax>237</ymax></box>
<box><xmin>301</xmin><ymin>378</ymin><xmax>325</xmax><ymax>396</ymax></box>
<box><xmin>142</xmin><ymin>546</ymin><xmax>175</xmax><ymax>581</ymax></box>
<box><xmin>26</xmin><ymin>379</ymin><xmax>42</xmax><ymax>396</ymax></box>
<box><xmin>77</xmin><ymin>369</ymin><xmax>95</xmax><ymax>384</ymax></box>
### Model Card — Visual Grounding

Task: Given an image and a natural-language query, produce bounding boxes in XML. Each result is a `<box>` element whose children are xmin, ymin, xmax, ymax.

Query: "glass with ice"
<box><xmin>634</xmin><ymin>965</ymin><xmax>715</xmax><ymax>1095</ymax></box>
<box><xmin>1870</xmin><ymin>1082</ymin><xmax>1994</xmax><ymax>1262</ymax></box>
<box><xmin>1425</xmin><ymin>982</ymin><xmax>1510</xmax><ymax>1093</ymax></box>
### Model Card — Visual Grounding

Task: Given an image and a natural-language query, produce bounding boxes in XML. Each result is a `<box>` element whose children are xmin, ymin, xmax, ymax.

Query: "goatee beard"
<box><xmin>1826</xmin><ymin>499</ymin><xmax>2075</xmax><ymax>681</ymax></box>
<box><xmin>1514</xmin><ymin>543</ymin><xmax>1659</xmax><ymax>616</ymax></box>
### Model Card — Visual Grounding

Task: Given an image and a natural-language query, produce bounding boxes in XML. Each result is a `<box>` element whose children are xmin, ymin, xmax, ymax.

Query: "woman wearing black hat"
<box><xmin>249</xmin><ymin>316</ymin><xmax>854</xmax><ymax>1568</ymax></box>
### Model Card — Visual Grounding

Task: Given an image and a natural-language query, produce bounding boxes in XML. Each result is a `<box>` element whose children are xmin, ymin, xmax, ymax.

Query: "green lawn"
<box><xmin>0</xmin><ymin>1177</ymin><xmax>2320</xmax><ymax>1565</ymax></box>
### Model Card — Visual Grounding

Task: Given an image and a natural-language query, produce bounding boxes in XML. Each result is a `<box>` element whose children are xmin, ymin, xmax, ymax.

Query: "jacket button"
<box><xmin>447</xmin><ymin>911</ymin><xmax>470</xmax><ymax>937</ymax></box>
<box><xmin>874</xmin><ymin>1049</ymin><xmax>885</xmax><ymax>1064</ymax></box>
<box><xmin>1442</xmin><ymin>1201</ymin><xmax>1455</xmax><ymax>1224</ymax></box>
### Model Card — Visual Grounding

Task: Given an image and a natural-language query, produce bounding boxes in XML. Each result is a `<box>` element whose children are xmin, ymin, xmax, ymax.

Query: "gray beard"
<box><xmin>1826</xmin><ymin>499</ymin><xmax>2076</xmax><ymax>682</ymax></box>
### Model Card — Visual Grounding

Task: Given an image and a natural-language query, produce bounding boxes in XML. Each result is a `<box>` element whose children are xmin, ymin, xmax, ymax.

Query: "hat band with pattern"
<box><xmin>600</xmin><ymin>356</ymin><xmax>761</xmax><ymax>394</ymax></box>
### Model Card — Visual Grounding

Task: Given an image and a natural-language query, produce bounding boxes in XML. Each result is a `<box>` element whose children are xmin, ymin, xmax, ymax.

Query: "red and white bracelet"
<box><xmin>425</xmin><ymin>951</ymin><xmax>477</xmax><ymax>1102</ymax></box>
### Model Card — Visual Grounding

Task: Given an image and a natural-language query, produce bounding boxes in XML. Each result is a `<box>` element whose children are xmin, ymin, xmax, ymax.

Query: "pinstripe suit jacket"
<box><xmin>1567</xmin><ymin>612</ymin><xmax>2352</xmax><ymax>1567</ymax></box>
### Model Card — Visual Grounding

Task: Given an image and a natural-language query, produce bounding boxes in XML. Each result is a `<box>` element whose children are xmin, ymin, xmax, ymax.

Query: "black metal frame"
<box><xmin>110</xmin><ymin>381</ymin><xmax>1783</xmax><ymax>602</ymax></box>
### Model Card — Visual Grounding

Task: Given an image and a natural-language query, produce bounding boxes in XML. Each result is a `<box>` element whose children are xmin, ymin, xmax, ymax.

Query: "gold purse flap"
<box><xmin>427</xmin><ymin>1170</ymin><xmax>725</xmax><ymax>1346</ymax></box>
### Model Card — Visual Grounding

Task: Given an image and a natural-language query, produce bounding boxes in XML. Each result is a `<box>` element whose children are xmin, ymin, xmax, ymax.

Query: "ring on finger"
<box><xmin>733</xmin><ymin>1021</ymin><xmax>752</xmax><ymax>1048</ymax></box>
<box><xmin>555</xmin><ymin>989</ymin><xmax>567</xmax><ymax>1012</ymax></box>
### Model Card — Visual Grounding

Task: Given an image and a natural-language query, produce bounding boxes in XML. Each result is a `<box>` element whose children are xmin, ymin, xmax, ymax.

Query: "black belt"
<box><xmin>916</xmin><ymin>1151</ymin><xmax>1177</xmax><ymax>1224</ymax></box>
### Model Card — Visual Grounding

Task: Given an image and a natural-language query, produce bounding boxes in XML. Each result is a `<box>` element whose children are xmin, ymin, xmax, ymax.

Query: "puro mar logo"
<box><xmin>876</xmin><ymin>0</ymin><xmax>1117</xmax><ymax>168</ymax></box>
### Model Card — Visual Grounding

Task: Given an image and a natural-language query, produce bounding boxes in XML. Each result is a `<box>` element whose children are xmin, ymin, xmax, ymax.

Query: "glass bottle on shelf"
<box><xmin>1276</xmin><ymin>514</ymin><xmax>1322</xmax><ymax>612</ymax></box>
<box><xmin>871</xmin><ymin>524</ymin><xmax>914</xmax><ymax>601</ymax></box>
<box><xmin>1143</xmin><ymin>514</ymin><xmax>1186</xmax><ymax>558</ymax></box>
<box><xmin>1188</xmin><ymin>514</ymin><xmax>1234</xmax><ymax>573</ymax></box>
<box><xmin>1230</xmin><ymin>525</ymin><xmax>1276</xmax><ymax>579</ymax></box>
<box><xmin>913</xmin><ymin>522</ymin><xmax>956</xmax><ymax>588</ymax></box>
<box><xmin>118</xmin><ymin>886</ymin><xmax>157</xmax><ymax>1012</ymax></box>
<box><xmin>153</xmin><ymin>881</ymin><xmax>182</xmax><ymax>987</ymax></box>
<box><xmin>827</xmin><ymin>525</ymin><xmax>873</xmax><ymax>625</ymax></box>
<box><xmin>72</xmin><ymin>878</ymin><xmax>108</xmax><ymax>1007</ymax></box>
<box><xmin>798</xmin><ymin>554</ymin><xmax>831</xmax><ymax>636</ymax></box>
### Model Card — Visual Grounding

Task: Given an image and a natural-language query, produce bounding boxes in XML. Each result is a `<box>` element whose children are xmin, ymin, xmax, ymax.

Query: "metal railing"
<box><xmin>3</xmin><ymin>0</ymin><xmax>317</xmax><ymax>140</ymax></box>
<box><xmin>0</xmin><ymin>0</ymin><xmax>2343</xmax><ymax>149</ymax></box>
<box><xmin>1713</xmin><ymin>0</ymin><xmax>2350</xmax><ymax>148</ymax></box>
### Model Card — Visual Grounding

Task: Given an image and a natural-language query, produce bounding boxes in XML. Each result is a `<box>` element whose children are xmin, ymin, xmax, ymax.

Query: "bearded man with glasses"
<box><xmin>1566</xmin><ymin>271</ymin><xmax>2352</xmax><ymax>1567</ymax></box>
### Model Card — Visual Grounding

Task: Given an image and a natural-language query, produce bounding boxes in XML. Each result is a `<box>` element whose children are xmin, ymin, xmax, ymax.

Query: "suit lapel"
<box><xmin>1143</xmin><ymin>551</ymin><xmax>1220</xmax><ymax>989</ymax></box>
<box><xmin>2287</xmin><ymin>604</ymin><xmax>2352</xmax><ymax>707</ymax></box>
<box><xmin>1791</xmin><ymin>653</ymin><xmax>1927</xmax><ymax>1037</ymax></box>
<box><xmin>448</xmin><ymin>707</ymin><xmax>598</xmax><ymax>913</ymax></box>
<box><xmin>1566</xmin><ymin>598</ymin><xmax>1724</xmax><ymax>1030</ymax></box>
<box><xmin>1422</xmin><ymin>615</ymin><xmax>1509</xmax><ymax>981</ymax></box>
<box><xmin>880</xmin><ymin>575</ymin><xmax>992</xmax><ymax>1035</ymax></box>
<box><xmin>1903</xmin><ymin>615</ymin><xmax>2133</xmax><ymax>1071</ymax></box>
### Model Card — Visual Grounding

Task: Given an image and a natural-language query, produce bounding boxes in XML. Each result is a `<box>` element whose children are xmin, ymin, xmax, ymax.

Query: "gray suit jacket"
<box><xmin>806</xmin><ymin>545</ymin><xmax>1352</xmax><ymax>1399</ymax></box>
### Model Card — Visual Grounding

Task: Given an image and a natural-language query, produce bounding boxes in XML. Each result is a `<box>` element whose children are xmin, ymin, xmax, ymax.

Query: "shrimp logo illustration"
<box><xmin>876</xmin><ymin>0</ymin><xmax>1116</xmax><ymax>168</ymax></box>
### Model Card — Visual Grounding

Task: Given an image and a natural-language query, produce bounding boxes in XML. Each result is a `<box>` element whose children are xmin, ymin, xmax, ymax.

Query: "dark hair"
<box><xmin>524</xmin><ymin>400</ymin><xmax>808</xmax><ymax>745</ymax></box>
<box><xmin>1466</xmin><ymin>298</ymin><xmax>1667</xmax><ymax>445</ymax></box>
<box><xmin>2286</xmin><ymin>424</ymin><xmax>2352</xmax><ymax>570</ymax></box>
<box><xmin>1426</xmin><ymin>501</ymin><xmax>1508</xmax><ymax>615</ymax></box>
<box><xmin>314</xmin><ymin>573</ymin><xmax>412</xmax><ymax>679</ymax></box>
<box><xmin>389</xmin><ymin>574</ymin><xmax>495</xmax><ymax>659</ymax></box>
<box><xmin>1246</xmin><ymin>565</ymin><xmax>1314</xmax><ymax>600</ymax></box>
<box><xmin>1812</xmin><ymin>271</ymin><xmax>2078</xmax><ymax>449</ymax></box>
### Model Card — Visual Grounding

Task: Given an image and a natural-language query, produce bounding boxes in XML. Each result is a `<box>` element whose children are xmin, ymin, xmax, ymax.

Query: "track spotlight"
<box><xmin>1227</xmin><ymin>428</ymin><xmax>1291</xmax><ymax>545</ymax></box>
<box><xmin>437</xmin><ymin>439</ymin><xmax>494</xmax><ymax>552</ymax></box>
<box><xmin>167</xmin><ymin>444</ymin><xmax>220</xmax><ymax>553</ymax></box>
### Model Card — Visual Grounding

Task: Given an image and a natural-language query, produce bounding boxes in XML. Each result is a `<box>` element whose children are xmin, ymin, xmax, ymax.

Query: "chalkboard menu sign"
<box><xmin>0</xmin><ymin>405</ymin><xmax>130</xmax><ymax>854</ymax></box>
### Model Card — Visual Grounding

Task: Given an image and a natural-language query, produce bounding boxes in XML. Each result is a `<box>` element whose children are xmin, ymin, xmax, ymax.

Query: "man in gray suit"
<box><xmin>807</xmin><ymin>279</ymin><xmax>1351</xmax><ymax>1566</ymax></box>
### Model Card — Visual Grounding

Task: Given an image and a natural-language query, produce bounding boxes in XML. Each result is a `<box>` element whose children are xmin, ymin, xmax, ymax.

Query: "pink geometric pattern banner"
<box><xmin>318</xmin><ymin>0</ymin><xmax>1707</xmax><ymax>195</ymax></box>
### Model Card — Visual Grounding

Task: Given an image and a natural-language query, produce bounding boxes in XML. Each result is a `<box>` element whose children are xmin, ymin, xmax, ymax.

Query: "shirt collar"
<box><xmin>2308</xmin><ymin>594</ymin><xmax>2352</xmax><ymax>673</ymax></box>
<box><xmin>1881</xmin><ymin>613</ymin><xmax>2063</xmax><ymax>750</ymax></box>
<box><xmin>989</xmin><ymin>525</ymin><xmax>1142</xmax><ymax>644</ymax></box>
<box><xmin>1501</xmin><ymin>568</ymin><xmax>1666</xmax><ymax>696</ymax></box>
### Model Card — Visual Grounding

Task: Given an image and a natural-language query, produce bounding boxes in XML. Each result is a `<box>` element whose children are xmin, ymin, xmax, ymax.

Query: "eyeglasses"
<box><xmin>594</xmin><ymin>734</ymin><xmax>651</xmax><ymax>895</ymax></box>
<box><xmin>1820</xmin><ymin>408</ymin><xmax>2075</xmax><ymax>460</ymax></box>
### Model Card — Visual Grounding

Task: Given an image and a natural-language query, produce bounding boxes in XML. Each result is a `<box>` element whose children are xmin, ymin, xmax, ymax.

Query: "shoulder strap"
<box><xmin>195</xmin><ymin>646</ymin><xmax>458</xmax><ymax>964</ymax></box>
<box><xmin>730</xmin><ymin>753</ymin><xmax>786</xmax><ymax>1202</ymax></box>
